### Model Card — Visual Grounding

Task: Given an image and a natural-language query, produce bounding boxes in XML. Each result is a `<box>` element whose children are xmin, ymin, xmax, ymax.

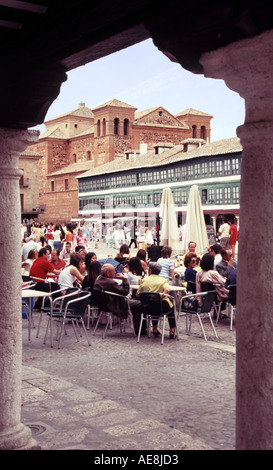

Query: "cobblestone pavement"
<box><xmin>21</xmin><ymin>242</ymin><xmax>236</xmax><ymax>451</ymax></box>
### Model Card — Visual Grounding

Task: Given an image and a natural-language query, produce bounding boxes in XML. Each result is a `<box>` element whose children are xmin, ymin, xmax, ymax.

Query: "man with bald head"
<box><xmin>93</xmin><ymin>263</ymin><xmax>131</xmax><ymax>319</ymax></box>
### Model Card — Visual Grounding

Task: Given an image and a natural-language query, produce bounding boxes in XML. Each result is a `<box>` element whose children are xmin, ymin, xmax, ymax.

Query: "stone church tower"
<box><xmin>93</xmin><ymin>99</ymin><xmax>137</xmax><ymax>165</ymax></box>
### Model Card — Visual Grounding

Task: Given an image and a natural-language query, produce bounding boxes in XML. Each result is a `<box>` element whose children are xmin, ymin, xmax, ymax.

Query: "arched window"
<box><xmin>192</xmin><ymin>125</ymin><xmax>197</xmax><ymax>138</ymax></box>
<box><xmin>97</xmin><ymin>120</ymin><xmax>100</xmax><ymax>137</ymax></box>
<box><xmin>124</xmin><ymin>118</ymin><xmax>129</xmax><ymax>136</ymax></box>
<box><xmin>200</xmin><ymin>126</ymin><xmax>206</xmax><ymax>140</ymax></box>
<box><xmin>87</xmin><ymin>151</ymin><xmax>91</xmax><ymax>161</ymax></box>
<box><xmin>114</xmin><ymin>118</ymin><xmax>119</xmax><ymax>135</ymax></box>
<box><xmin>102</xmin><ymin>118</ymin><xmax>106</xmax><ymax>135</ymax></box>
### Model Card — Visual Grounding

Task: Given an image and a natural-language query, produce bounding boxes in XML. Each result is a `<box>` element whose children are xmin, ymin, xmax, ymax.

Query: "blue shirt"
<box><xmin>157</xmin><ymin>257</ymin><xmax>174</xmax><ymax>280</ymax></box>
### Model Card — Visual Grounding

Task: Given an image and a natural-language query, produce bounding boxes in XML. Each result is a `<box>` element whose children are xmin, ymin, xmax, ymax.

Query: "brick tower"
<box><xmin>92</xmin><ymin>99</ymin><xmax>137</xmax><ymax>166</ymax></box>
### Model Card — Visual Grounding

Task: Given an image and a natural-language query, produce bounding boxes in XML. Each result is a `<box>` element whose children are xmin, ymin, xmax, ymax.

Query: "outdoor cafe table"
<box><xmin>21</xmin><ymin>288</ymin><xmax>52</xmax><ymax>342</ymax></box>
<box><xmin>129</xmin><ymin>284</ymin><xmax>186</xmax><ymax>310</ymax></box>
<box><xmin>114</xmin><ymin>278</ymin><xmax>186</xmax><ymax>290</ymax></box>
<box><xmin>129</xmin><ymin>284</ymin><xmax>186</xmax><ymax>292</ymax></box>
<box><xmin>115</xmin><ymin>279</ymin><xmax>186</xmax><ymax>313</ymax></box>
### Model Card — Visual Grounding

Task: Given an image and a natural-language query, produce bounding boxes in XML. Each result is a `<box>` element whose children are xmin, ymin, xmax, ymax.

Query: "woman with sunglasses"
<box><xmin>184</xmin><ymin>252</ymin><xmax>199</xmax><ymax>283</ymax></box>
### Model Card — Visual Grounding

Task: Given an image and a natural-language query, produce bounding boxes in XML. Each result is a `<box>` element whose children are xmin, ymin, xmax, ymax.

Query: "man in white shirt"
<box><xmin>209</xmin><ymin>244</ymin><xmax>222</xmax><ymax>268</ymax></box>
<box><xmin>60</xmin><ymin>241</ymin><xmax>72</xmax><ymax>262</ymax></box>
<box><xmin>218</xmin><ymin>219</ymin><xmax>230</xmax><ymax>249</ymax></box>
<box><xmin>21</xmin><ymin>236</ymin><xmax>40</xmax><ymax>260</ymax></box>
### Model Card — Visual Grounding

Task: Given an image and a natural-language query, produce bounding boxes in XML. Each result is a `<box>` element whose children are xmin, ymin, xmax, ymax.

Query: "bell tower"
<box><xmin>92</xmin><ymin>99</ymin><xmax>137</xmax><ymax>166</ymax></box>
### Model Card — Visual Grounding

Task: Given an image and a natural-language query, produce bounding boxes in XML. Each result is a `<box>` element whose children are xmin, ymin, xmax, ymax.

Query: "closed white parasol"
<box><xmin>159</xmin><ymin>187</ymin><xmax>181</xmax><ymax>253</ymax></box>
<box><xmin>183</xmin><ymin>185</ymin><xmax>209</xmax><ymax>255</ymax></box>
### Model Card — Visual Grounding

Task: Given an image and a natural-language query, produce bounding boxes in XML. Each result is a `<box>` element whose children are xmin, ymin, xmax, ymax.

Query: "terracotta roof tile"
<box><xmin>77</xmin><ymin>137</ymin><xmax>241</xmax><ymax>179</ymax></box>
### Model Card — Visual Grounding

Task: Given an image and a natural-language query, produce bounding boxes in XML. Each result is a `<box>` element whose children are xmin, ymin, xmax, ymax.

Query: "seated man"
<box><xmin>50</xmin><ymin>249</ymin><xmax>66</xmax><ymax>271</ymax></box>
<box><xmin>29</xmin><ymin>247</ymin><xmax>62</xmax><ymax>307</ymax></box>
<box><xmin>136</xmin><ymin>262</ymin><xmax>176</xmax><ymax>339</ymax></box>
<box><xmin>60</xmin><ymin>241</ymin><xmax>72</xmax><ymax>261</ymax></box>
<box><xmin>30</xmin><ymin>247</ymin><xmax>61</xmax><ymax>283</ymax></box>
<box><xmin>216</xmin><ymin>249</ymin><xmax>237</xmax><ymax>278</ymax></box>
<box><xmin>93</xmin><ymin>263</ymin><xmax>131</xmax><ymax>319</ymax></box>
<box><xmin>209</xmin><ymin>244</ymin><xmax>222</xmax><ymax>268</ymax></box>
<box><xmin>183</xmin><ymin>241</ymin><xmax>201</xmax><ymax>263</ymax></box>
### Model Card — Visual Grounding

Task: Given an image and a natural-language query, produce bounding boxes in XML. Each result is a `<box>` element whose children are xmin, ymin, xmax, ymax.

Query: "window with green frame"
<box><xmin>160</xmin><ymin>169</ymin><xmax>167</xmax><ymax>182</ymax></box>
<box><xmin>224</xmin><ymin>159</ymin><xmax>230</xmax><ymax>175</ymax></box>
<box><xmin>216</xmin><ymin>188</ymin><xmax>222</xmax><ymax>203</ymax></box>
<box><xmin>175</xmin><ymin>167</ymin><xmax>181</xmax><ymax>180</ymax></box>
<box><xmin>224</xmin><ymin>187</ymin><xmax>231</xmax><ymax>203</ymax></box>
<box><xmin>216</xmin><ymin>161</ymin><xmax>222</xmax><ymax>176</ymax></box>
<box><xmin>174</xmin><ymin>191</ymin><xmax>180</xmax><ymax>204</ymax></box>
<box><xmin>209</xmin><ymin>161</ymin><xmax>215</xmax><ymax>176</ymax></box>
<box><xmin>154</xmin><ymin>193</ymin><xmax>161</xmax><ymax>205</ymax></box>
<box><xmin>154</xmin><ymin>171</ymin><xmax>160</xmax><ymax>183</ymax></box>
<box><xmin>232</xmin><ymin>186</ymin><xmax>240</xmax><ymax>203</ymax></box>
<box><xmin>147</xmin><ymin>172</ymin><xmax>153</xmax><ymax>183</ymax></box>
<box><xmin>168</xmin><ymin>168</ymin><xmax>174</xmax><ymax>181</ymax></box>
<box><xmin>194</xmin><ymin>163</ymin><xmax>201</xmax><ymax>178</ymax></box>
<box><xmin>187</xmin><ymin>165</ymin><xmax>194</xmax><ymax>178</ymax></box>
<box><xmin>208</xmin><ymin>188</ymin><xmax>214</xmax><ymax>203</ymax></box>
<box><xmin>181</xmin><ymin>190</ymin><xmax>187</xmax><ymax>203</ymax></box>
<box><xmin>232</xmin><ymin>158</ymin><xmax>239</xmax><ymax>174</ymax></box>
<box><xmin>201</xmin><ymin>162</ymin><xmax>207</xmax><ymax>177</ymax></box>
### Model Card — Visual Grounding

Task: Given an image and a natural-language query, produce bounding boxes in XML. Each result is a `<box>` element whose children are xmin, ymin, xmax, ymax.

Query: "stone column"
<box><xmin>200</xmin><ymin>29</ymin><xmax>273</xmax><ymax>450</ymax></box>
<box><xmin>0</xmin><ymin>128</ymin><xmax>39</xmax><ymax>450</ymax></box>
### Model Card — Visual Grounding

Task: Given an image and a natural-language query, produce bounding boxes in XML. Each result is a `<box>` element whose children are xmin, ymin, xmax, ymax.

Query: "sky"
<box><xmin>35</xmin><ymin>38</ymin><xmax>245</xmax><ymax>142</ymax></box>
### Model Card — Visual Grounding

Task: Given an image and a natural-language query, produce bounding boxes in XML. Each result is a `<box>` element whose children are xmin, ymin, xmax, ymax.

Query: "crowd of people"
<box><xmin>21</xmin><ymin>219</ymin><xmax>159</xmax><ymax>251</ymax></box>
<box><xmin>20</xmin><ymin>219</ymin><xmax>177</xmax><ymax>339</ymax></box>
<box><xmin>182</xmin><ymin>240</ymin><xmax>237</xmax><ymax>309</ymax></box>
<box><xmin>105</xmin><ymin>221</ymin><xmax>158</xmax><ymax>249</ymax></box>
<box><xmin>21</xmin><ymin>218</ymin><xmax>238</xmax><ymax>339</ymax></box>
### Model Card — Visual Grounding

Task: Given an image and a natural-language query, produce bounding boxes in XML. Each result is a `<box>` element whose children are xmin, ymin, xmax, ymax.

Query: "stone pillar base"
<box><xmin>0</xmin><ymin>422</ymin><xmax>41</xmax><ymax>450</ymax></box>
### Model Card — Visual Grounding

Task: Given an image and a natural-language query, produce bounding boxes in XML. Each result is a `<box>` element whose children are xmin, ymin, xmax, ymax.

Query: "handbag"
<box><xmin>181</xmin><ymin>296</ymin><xmax>199</xmax><ymax>312</ymax></box>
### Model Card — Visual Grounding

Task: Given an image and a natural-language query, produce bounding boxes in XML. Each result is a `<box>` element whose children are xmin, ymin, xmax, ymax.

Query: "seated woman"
<box><xmin>22</xmin><ymin>249</ymin><xmax>37</xmax><ymax>280</ymax></box>
<box><xmin>85</xmin><ymin>252</ymin><xmax>97</xmax><ymax>270</ymax></box>
<box><xmin>58</xmin><ymin>252</ymin><xmax>85</xmax><ymax>291</ymax></box>
<box><xmin>184</xmin><ymin>252</ymin><xmax>198</xmax><ymax>282</ymax></box>
<box><xmin>82</xmin><ymin>260</ymin><xmax>101</xmax><ymax>291</ymax></box>
<box><xmin>136</xmin><ymin>249</ymin><xmax>148</xmax><ymax>275</ymax></box>
<box><xmin>157</xmin><ymin>246</ymin><xmax>175</xmax><ymax>281</ymax></box>
<box><xmin>126</xmin><ymin>257</ymin><xmax>143</xmax><ymax>298</ymax></box>
<box><xmin>114</xmin><ymin>244</ymin><xmax>130</xmax><ymax>269</ymax></box>
<box><xmin>196</xmin><ymin>253</ymin><xmax>229</xmax><ymax>304</ymax></box>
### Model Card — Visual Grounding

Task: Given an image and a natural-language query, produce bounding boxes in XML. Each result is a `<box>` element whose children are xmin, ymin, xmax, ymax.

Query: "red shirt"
<box><xmin>47</xmin><ymin>227</ymin><xmax>54</xmax><ymax>240</ymax></box>
<box><xmin>229</xmin><ymin>224</ymin><xmax>238</xmax><ymax>245</ymax></box>
<box><xmin>50</xmin><ymin>258</ymin><xmax>66</xmax><ymax>271</ymax></box>
<box><xmin>29</xmin><ymin>257</ymin><xmax>55</xmax><ymax>282</ymax></box>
